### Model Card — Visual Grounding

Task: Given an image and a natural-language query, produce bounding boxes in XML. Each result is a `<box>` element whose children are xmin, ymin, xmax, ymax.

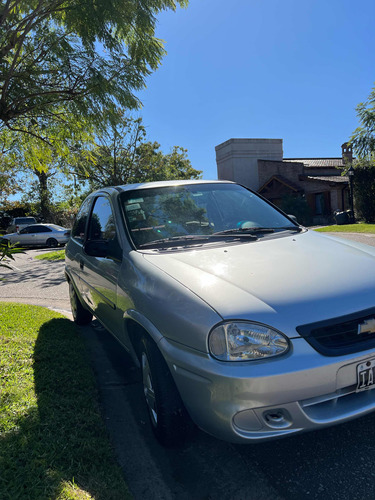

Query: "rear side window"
<box><xmin>16</xmin><ymin>217</ymin><xmax>36</xmax><ymax>225</ymax></box>
<box><xmin>20</xmin><ymin>225</ymin><xmax>52</xmax><ymax>234</ymax></box>
<box><xmin>33</xmin><ymin>226</ymin><xmax>52</xmax><ymax>233</ymax></box>
<box><xmin>88</xmin><ymin>197</ymin><xmax>116</xmax><ymax>241</ymax></box>
<box><xmin>71</xmin><ymin>197</ymin><xmax>92</xmax><ymax>243</ymax></box>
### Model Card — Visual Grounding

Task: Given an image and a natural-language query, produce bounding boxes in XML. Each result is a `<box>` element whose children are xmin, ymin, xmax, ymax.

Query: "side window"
<box><xmin>72</xmin><ymin>197</ymin><xmax>92</xmax><ymax>243</ymax></box>
<box><xmin>88</xmin><ymin>197</ymin><xmax>116</xmax><ymax>241</ymax></box>
<box><xmin>34</xmin><ymin>226</ymin><xmax>52</xmax><ymax>233</ymax></box>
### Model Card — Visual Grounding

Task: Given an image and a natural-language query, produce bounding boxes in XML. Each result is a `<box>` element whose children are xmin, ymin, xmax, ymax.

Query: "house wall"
<box><xmin>258</xmin><ymin>160</ymin><xmax>304</xmax><ymax>187</ymax></box>
<box><xmin>215</xmin><ymin>137</ymin><xmax>348</xmax><ymax>221</ymax></box>
<box><xmin>215</xmin><ymin>138</ymin><xmax>283</xmax><ymax>190</ymax></box>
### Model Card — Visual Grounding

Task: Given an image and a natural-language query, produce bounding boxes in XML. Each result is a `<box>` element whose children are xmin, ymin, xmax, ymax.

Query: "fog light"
<box><xmin>233</xmin><ymin>409</ymin><xmax>263</xmax><ymax>431</ymax></box>
<box><xmin>263</xmin><ymin>409</ymin><xmax>292</xmax><ymax>429</ymax></box>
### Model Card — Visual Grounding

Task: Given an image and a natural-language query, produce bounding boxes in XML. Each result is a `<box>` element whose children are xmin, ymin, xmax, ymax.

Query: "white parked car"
<box><xmin>6</xmin><ymin>216</ymin><xmax>37</xmax><ymax>233</ymax></box>
<box><xmin>4</xmin><ymin>224</ymin><xmax>70</xmax><ymax>247</ymax></box>
<box><xmin>65</xmin><ymin>180</ymin><xmax>375</xmax><ymax>446</ymax></box>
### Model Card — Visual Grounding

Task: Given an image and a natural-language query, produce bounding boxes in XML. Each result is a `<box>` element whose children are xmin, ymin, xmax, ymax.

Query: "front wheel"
<box><xmin>69</xmin><ymin>281</ymin><xmax>93</xmax><ymax>325</ymax></box>
<box><xmin>140</xmin><ymin>336</ymin><xmax>192</xmax><ymax>447</ymax></box>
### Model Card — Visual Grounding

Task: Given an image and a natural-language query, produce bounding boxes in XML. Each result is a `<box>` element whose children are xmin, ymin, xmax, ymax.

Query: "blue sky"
<box><xmin>138</xmin><ymin>0</ymin><xmax>375</xmax><ymax>179</ymax></box>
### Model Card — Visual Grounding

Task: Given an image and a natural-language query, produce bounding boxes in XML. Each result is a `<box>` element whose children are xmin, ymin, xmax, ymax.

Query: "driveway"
<box><xmin>0</xmin><ymin>248</ymin><xmax>71</xmax><ymax>316</ymax></box>
<box><xmin>3</xmin><ymin>236</ymin><xmax>375</xmax><ymax>499</ymax></box>
<box><xmin>318</xmin><ymin>231</ymin><xmax>375</xmax><ymax>247</ymax></box>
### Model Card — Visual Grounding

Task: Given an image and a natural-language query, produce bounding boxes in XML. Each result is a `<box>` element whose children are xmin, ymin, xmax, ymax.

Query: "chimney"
<box><xmin>341</xmin><ymin>142</ymin><xmax>353</xmax><ymax>163</ymax></box>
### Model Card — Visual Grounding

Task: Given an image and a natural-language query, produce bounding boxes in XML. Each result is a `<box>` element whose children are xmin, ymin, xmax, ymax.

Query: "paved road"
<box><xmin>2</xmin><ymin>233</ymin><xmax>375</xmax><ymax>499</ymax></box>
<box><xmin>0</xmin><ymin>248</ymin><xmax>71</xmax><ymax>316</ymax></box>
<box><xmin>318</xmin><ymin>231</ymin><xmax>375</xmax><ymax>248</ymax></box>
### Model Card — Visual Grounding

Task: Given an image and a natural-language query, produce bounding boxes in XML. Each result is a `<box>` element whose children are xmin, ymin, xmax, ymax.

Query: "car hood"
<box><xmin>142</xmin><ymin>231</ymin><xmax>375</xmax><ymax>338</ymax></box>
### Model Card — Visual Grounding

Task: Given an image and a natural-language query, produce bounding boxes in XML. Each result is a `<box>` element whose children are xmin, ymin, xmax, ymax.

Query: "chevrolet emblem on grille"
<box><xmin>357</xmin><ymin>318</ymin><xmax>375</xmax><ymax>335</ymax></box>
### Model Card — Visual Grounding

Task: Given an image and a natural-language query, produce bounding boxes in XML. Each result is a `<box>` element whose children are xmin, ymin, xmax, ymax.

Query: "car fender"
<box><xmin>123</xmin><ymin>308</ymin><xmax>165</xmax><ymax>366</ymax></box>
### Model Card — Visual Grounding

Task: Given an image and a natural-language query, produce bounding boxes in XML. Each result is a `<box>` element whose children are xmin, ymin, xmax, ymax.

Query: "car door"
<box><xmin>66</xmin><ymin>196</ymin><xmax>93</xmax><ymax>301</ymax></box>
<box><xmin>17</xmin><ymin>225</ymin><xmax>38</xmax><ymax>245</ymax></box>
<box><xmin>32</xmin><ymin>225</ymin><xmax>52</xmax><ymax>244</ymax></box>
<box><xmin>80</xmin><ymin>195</ymin><xmax>123</xmax><ymax>332</ymax></box>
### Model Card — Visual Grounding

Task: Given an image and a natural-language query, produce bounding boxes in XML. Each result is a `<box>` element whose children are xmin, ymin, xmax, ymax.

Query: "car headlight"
<box><xmin>208</xmin><ymin>322</ymin><xmax>290</xmax><ymax>361</ymax></box>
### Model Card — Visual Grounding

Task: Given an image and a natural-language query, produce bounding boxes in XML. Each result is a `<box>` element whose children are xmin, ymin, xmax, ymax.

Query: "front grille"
<box><xmin>297</xmin><ymin>307</ymin><xmax>375</xmax><ymax>356</ymax></box>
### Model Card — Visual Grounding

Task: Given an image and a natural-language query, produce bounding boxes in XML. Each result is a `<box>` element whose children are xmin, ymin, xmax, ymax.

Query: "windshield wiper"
<box><xmin>138</xmin><ymin>232</ymin><xmax>258</xmax><ymax>248</ymax></box>
<box><xmin>138</xmin><ymin>235</ymin><xmax>206</xmax><ymax>248</ymax></box>
<box><xmin>213</xmin><ymin>227</ymin><xmax>275</xmax><ymax>235</ymax></box>
<box><xmin>278</xmin><ymin>226</ymin><xmax>303</xmax><ymax>232</ymax></box>
<box><xmin>214</xmin><ymin>226</ymin><xmax>304</xmax><ymax>236</ymax></box>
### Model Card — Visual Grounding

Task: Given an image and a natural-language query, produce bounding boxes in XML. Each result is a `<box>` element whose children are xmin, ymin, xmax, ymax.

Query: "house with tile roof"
<box><xmin>215</xmin><ymin>139</ymin><xmax>352</xmax><ymax>224</ymax></box>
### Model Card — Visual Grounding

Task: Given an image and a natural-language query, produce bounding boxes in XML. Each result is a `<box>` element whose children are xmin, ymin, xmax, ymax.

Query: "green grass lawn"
<box><xmin>315</xmin><ymin>223</ymin><xmax>375</xmax><ymax>234</ymax></box>
<box><xmin>34</xmin><ymin>249</ymin><xmax>65</xmax><ymax>261</ymax></box>
<box><xmin>0</xmin><ymin>303</ymin><xmax>131</xmax><ymax>500</ymax></box>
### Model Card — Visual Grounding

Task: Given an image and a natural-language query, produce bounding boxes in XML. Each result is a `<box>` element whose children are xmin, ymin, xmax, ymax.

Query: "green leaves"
<box><xmin>351</xmin><ymin>158</ymin><xmax>375</xmax><ymax>222</ymax></box>
<box><xmin>350</xmin><ymin>86</ymin><xmax>375</xmax><ymax>158</ymax></box>
<box><xmin>73</xmin><ymin>116</ymin><xmax>202</xmax><ymax>189</ymax></box>
<box><xmin>0</xmin><ymin>0</ymin><xmax>188</xmax><ymax>137</ymax></box>
<box><xmin>0</xmin><ymin>238</ymin><xmax>24</xmax><ymax>271</ymax></box>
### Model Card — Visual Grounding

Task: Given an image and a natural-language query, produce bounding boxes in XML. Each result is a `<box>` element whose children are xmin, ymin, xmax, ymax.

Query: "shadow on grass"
<box><xmin>0</xmin><ymin>317</ymin><xmax>129</xmax><ymax>500</ymax></box>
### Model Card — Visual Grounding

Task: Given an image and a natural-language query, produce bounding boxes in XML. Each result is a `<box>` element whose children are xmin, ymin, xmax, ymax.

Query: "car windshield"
<box><xmin>121</xmin><ymin>183</ymin><xmax>299</xmax><ymax>249</ymax></box>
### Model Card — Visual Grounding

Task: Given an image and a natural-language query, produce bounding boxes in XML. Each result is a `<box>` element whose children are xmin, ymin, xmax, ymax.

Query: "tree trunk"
<box><xmin>34</xmin><ymin>170</ymin><xmax>52</xmax><ymax>222</ymax></box>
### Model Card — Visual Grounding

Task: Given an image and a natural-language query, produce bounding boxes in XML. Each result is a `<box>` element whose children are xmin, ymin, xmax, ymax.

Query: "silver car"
<box><xmin>65</xmin><ymin>180</ymin><xmax>375</xmax><ymax>446</ymax></box>
<box><xmin>4</xmin><ymin>223</ymin><xmax>70</xmax><ymax>247</ymax></box>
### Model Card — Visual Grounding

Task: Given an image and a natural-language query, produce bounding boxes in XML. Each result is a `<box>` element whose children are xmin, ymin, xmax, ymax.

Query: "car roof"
<box><xmin>117</xmin><ymin>179</ymin><xmax>234</xmax><ymax>192</ymax></box>
<box><xmin>93</xmin><ymin>179</ymin><xmax>235</xmax><ymax>196</ymax></box>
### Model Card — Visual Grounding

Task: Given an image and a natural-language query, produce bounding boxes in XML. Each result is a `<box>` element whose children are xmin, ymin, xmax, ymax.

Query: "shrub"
<box><xmin>352</xmin><ymin>160</ymin><xmax>375</xmax><ymax>223</ymax></box>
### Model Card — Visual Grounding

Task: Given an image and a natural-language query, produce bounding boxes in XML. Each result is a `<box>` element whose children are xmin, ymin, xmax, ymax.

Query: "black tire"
<box><xmin>46</xmin><ymin>238</ymin><xmax>58</xmax><ymax>248</ymax></box>
<box><xmin>69</xmin><ymin>281</ymin><xmax>93</xmax><ymax>325</ymax></box>
<box><xmin>140</xmin><ymin>335</ymin><xmax>192</xmax><ymax>447</ymax></box>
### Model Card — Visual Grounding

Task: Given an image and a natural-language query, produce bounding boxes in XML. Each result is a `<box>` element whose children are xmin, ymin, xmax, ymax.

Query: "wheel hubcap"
<box><xmin>142</xmin><ymin>352</ymin><xmax>157</xmax><ymax>426</ymax></box>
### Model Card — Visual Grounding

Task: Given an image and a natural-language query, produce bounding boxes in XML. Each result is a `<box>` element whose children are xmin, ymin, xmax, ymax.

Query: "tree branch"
<box><xmin>5</xmin><ymin>123</ymin><xmax>53</xmax><ymax>146</ymax></box>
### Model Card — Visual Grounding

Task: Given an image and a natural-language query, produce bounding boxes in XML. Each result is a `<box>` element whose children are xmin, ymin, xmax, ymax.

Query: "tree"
<box><xmin>350</xmin><ymin>85</ymin><xmax>375</xmax><ymax>157</ymax></box>
<box><xmin>73</xmin><ymin>116</ymin><xmax>202</xmax><ymax>189</ymax></box>
<box><xmin>0</xmin><ymin>128</ymin><xmax>19</xmax><ymax>200</ymax></box>
<box><xmin>351</xmin><ymin>158</ymin><xmax>375</xmax><ymax>223</ymax></box>
<box><xmin>0</xmin><ymin>122</ymin><xmax>85</xmax><ymax>220</ymax></box>
<box><xmin>0</xmin><ymin>161</ymin><xmax>19</xmax><ymax>201</ymax></box>
<box><xmin>0</xmin><ymin>0</ymin><xmax>187</xmax><ymax>143</ymax></box>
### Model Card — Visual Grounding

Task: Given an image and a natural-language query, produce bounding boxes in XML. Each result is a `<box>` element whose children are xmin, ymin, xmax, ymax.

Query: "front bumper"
<box><xmin>159</xmin><ymin>336</ymin><xmax>375</xmax><ymax>443</ymax></box>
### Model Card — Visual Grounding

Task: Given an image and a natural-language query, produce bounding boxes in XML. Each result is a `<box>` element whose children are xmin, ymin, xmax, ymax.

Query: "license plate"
<box><xmin>356</xmin><ymin>358</ymin><xmax>375</xmax><ymax>392</ymax></box>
